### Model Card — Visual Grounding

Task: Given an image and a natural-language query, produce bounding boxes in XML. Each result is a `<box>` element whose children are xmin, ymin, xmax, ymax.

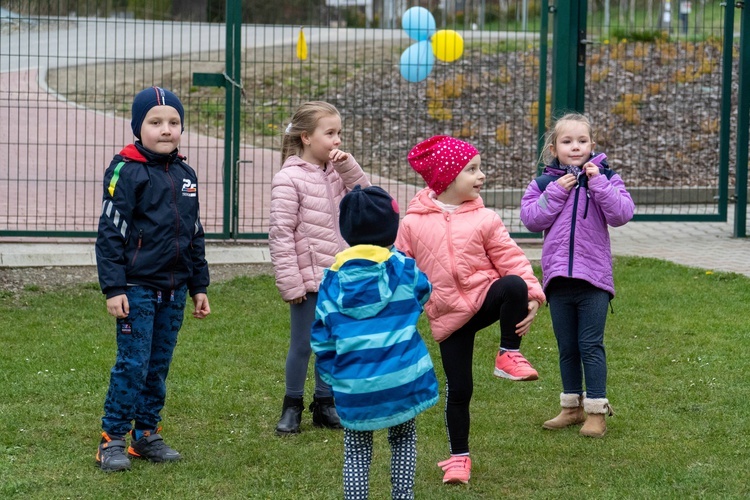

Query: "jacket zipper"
<box><xmin>583</xmin><ymin>186</ymin><xmax>590</xmax><ymax>219</ymax></box>
<box><xmin>568</xmin><ymin>187</ymin><xmax>581</xmax><ymax>275</ymax></box>
<box><xmin>131</xmin><ymin>229</ymin><xmax>143</xmax><ymax>266</ymax></box>
<box><xmin>445</xmin><ymin>212</ymin><xmax>472</xmax><ymax>309</ymax></box>
<box><xmin>167</xmin><ymin>161</ymin><xmax>179</xmax><ymax>290</ymax></box>
<box><xmin>324</xmin><ymin>169</ymin><xmax>346</xmax><ymax>250</ymax></box>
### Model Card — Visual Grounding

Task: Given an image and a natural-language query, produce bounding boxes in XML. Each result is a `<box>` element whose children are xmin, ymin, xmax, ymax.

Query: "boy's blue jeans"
<box><xmin>102</xmin><ymin>285</ymin><xmax>187</xmax><ymax>437</ymax></box>
<box><xmin>546</xmin><ymin>278</ymin><xmax>610</xmax><ymax>400</ymax></box>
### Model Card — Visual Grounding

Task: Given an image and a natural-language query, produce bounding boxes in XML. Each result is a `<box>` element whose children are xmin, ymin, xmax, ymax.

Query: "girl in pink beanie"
<box><xmin>395</xmin><ymin>135</ymin><xmax>545</xmax><ymax>485</ymax></box>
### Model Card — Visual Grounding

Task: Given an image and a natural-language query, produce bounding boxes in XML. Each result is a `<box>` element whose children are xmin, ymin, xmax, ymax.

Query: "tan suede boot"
<box><xmin>543</xmin><ymin>393</ymin><xmax>585</xmax><ymax>430</ymax></box>
<box><xmin>580</xmin><ymin>397</ymin><xmax>614</xmax><ymax>438</ymax></box>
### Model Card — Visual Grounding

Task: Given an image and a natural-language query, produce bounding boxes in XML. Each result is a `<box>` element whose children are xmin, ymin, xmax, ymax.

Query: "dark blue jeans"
<box><xmin>546</xmin><ymin>278</ymin><xmax>610</xmax><ymax>399</ymax></box>
<box><xmin>102</xmin><ymin>285</ymin><xmax>187</xmax><ymax>437</ymax></box>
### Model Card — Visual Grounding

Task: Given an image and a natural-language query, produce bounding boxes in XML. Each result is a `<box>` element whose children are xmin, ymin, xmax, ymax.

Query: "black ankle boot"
<box><xmin>275</xmin><ymin>396</ymin><xmax>304</xmax><ymax>435</ymax></box>
<box><xmin>309</xmin><ymin>396</ymin><xmax>343</xmax><ymax>429</ymax></box>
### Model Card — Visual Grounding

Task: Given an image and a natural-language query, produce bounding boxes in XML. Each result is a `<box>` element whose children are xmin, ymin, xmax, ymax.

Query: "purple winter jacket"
<box><xmin>520</xmin><ymin>158</ymin><xmax>634</xmax><ymax>297</ymax></box>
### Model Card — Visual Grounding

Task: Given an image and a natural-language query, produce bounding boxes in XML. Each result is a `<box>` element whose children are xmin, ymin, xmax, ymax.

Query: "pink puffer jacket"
<box><xmin>395</xmin><ymin>188</ymin><xmax>545</xmax><ymax>343</ymax></box>
<box><xmin>269</xmin><ymin>155</ymin><xmax>370</xmax><ymax>302</ymax></box>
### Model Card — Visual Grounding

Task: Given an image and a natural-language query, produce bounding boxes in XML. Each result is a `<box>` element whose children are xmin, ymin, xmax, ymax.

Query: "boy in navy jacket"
<box><xmin>95</xmin><ymin>87</ymin><xmax>210</xmax><ymax>472</ymax></box>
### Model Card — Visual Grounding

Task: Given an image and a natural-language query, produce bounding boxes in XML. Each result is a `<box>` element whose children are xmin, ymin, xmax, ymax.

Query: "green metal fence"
<box><xmin>1</xmin><ymin>1</ymin><xmax>747</xmax><ymax>240</ymax></box>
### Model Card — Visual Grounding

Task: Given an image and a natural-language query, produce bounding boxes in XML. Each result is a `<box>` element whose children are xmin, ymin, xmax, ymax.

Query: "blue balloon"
<box><xmin>400</xmin><ymin>40</ymin><xmax>434</xmax><ymax>83</ymax></box>
<box><xmin>401</xmin><ymin>6</ymin><xmax>436</xmax><ymax>42</ymax></box>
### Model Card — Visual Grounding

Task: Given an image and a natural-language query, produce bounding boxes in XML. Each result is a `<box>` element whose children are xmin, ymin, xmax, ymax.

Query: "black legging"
<box><xmin>438</xmin><ymin>275</ymin><xmax>528</xmax><ymax>455</ymax></box>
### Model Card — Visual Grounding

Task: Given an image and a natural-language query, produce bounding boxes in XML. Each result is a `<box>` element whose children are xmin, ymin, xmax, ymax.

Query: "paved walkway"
<box><xmin>609</xmin><ymin>210</ymin><xmax>750</xmax><ymax>276</ymax></box>
<box><xmin>1</xmin><ymin>206</ymin><xmax>748</xmax><ymax>276</ymax></box>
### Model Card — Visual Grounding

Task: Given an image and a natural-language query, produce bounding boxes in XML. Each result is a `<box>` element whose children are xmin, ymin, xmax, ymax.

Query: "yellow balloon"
<box><xmin>296</xmin><ymin>27</ymin><xmax>308</xmax><ymax>61</ymax></box>
<box><xmin>432</xmin><ymin>30</ymin><xmax>463</xmax><ymax>63</ymax></box>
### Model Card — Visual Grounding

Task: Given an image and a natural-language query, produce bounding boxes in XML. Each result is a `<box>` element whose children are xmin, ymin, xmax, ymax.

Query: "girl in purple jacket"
<box><xmin>520</xmin><ymin>113</ymin><xmax>634</xmax><ymax>438</ymax></box>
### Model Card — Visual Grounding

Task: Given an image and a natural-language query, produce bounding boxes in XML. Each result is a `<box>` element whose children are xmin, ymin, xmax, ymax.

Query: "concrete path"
<box><xmin>608</xmin><ymin>209</ymin><xmax>750</xmax><ymax>276</ymax></box>
<box><xmin>0</xmin><ymin>21</ymin><xmax>430</xmax><ymax>235</ymax></box>
<box><xmin>2</xmin><ymin>206</ymin><xmax>748</xmax><ymax>276</ymax></box>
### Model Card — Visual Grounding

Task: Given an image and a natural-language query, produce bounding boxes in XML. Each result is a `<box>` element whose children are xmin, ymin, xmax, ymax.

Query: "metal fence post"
<box><xmin>537</xmin><ymin>0</ymin><xmax>551</xmax><ymax>172</ymax></box>
<box><xmin>227</xmin><ymin>0</ymin><xmax>242</xmax><ymax>238</ymax></box>
<box><xmin>192</xmin><ymin>0</ymin><xmax>243</xmax><ymax>238</ymax></box>
<box><xmin>718</xmin><ymin>0</ymin><xmax>735</xmax><ymax>223</ymax></box>
<box><xmin>551</xmin><ymin>0</ymin><xmax>587</xmax><ymax>117</ymax></box>
<box><xmin>735</xmin><ymin>0</ymin><xmax>750</xmax><ymax>238</ymax></box>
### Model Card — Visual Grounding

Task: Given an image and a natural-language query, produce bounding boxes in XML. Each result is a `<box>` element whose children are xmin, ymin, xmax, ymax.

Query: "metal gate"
<box><xmin>1</xmin><ymin>1</ymin><xmax>747</xmax><ymax>239</ymax></box>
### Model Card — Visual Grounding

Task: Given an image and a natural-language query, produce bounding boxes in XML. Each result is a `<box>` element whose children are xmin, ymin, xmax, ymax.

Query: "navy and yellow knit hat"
<box><xmin>339</xmin><ymin>185</ymin><xmax>400</xmax><ymax>247</ymax></box>
<box><xmin>131</xmin><ymin>86</ymin><xmax>185</xmax><ymax>140</ymax></box>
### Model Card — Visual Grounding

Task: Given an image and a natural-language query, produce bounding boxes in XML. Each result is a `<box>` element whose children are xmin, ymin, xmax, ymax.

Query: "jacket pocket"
<box><xmin>130</xmin><ymin>229</ymin><xmax>144</xmax><ymax>267</ymax></box>
<box><xmin>424</xmin><ymin>296</ymin><xmax>449</xmax><ymax>320</ymax></box>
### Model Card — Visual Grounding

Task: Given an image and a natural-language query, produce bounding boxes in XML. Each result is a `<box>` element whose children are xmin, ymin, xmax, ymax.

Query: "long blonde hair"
<box><xmin>280</xmin><ymin>101</ymin><xmax>340</xmax><ymax>165</ymax></box>
<box><xmin>538</xmin><ymin>113</ymin><xmax>595</xmax><ymax>166</ymax></box>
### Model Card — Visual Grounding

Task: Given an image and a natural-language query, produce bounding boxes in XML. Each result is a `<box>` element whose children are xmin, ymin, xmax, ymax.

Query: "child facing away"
<box><xmin>95</xmin><ymin>87</ymin><xmax>211</xmax><ymax>472</ymax></box>
<box><xmin>269</xmin><ymin>101</ymin><xmax>370</xmax><ymax>435</ymax></box>
<box><xmin>520</xmin><ymin>113</ymin><xmax>634</xmax><ymax>438</ymax></box>
<box><xmin>395</xmin><ymin>136</ymin><xmax>546</xmax><ymax>485</ymax></box>
<box><xmin>311</xmin><ymin>185</ymin><xmax>439</xmax><ymax>500</ymax></box>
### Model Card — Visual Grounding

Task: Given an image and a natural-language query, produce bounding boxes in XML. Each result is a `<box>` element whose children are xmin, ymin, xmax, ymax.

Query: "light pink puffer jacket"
<box><xmin>269</xmin><ymin>155</ymin><xmax>370</xmax><ymax>302</ymax></box>
<box><xmin>395</xmin><ymin>188</ymin><xmax>545</xmax><ymax>343</ymax></box>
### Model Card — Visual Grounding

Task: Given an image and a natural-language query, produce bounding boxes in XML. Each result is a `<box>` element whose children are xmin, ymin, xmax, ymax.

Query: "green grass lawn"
<box><xmin>1</xmin><ymin>256</ymin><xmax>748</xmax><ymax>498</ymax></box>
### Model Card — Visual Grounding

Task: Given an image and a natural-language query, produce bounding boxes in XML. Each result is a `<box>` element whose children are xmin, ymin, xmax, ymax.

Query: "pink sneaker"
<box><xmin>494</xmin><ymin>350</ymin><xmax>539</xmax><ymax>381</ymax></box>
<box><xmin>438</xmin><ymin>456</ymin><xmax>471</xmax><ymax>484</ymax></box>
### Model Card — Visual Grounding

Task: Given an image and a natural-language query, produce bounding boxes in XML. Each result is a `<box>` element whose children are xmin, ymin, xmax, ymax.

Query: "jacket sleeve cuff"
<box><xmin>105</xmin><ymin>287</ymin><xmax>127</xmax><ymax>299</ymax></box>
<box><xmin>189</xmin><ymin>287</ymin><xmax>208</xmax><ymax>297</ymax></box>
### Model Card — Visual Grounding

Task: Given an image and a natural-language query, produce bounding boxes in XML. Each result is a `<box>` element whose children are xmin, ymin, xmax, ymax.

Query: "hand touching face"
<box><xmin>300</xmin><ymin>114</ymin><xmax>343</xmax><ymax>168</ymax></box>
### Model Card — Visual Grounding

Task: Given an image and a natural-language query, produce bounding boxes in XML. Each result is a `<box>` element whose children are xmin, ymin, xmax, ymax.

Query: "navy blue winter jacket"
<box><xmin>96</xmin><ymin>142</ymin><xmax>209</xmax><ymax>299</ymax></box>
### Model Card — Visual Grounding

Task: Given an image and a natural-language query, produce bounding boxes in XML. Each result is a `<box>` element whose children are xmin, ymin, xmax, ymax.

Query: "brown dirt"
<box><xmin>46</xmin><ymin>38</ymin><xmax>737</xmax><ymax>191</ymax></box>
<box><xmin>0</xmin><ymin>263</ymin><xmax>274</xmax><ymax>295</ymax></box>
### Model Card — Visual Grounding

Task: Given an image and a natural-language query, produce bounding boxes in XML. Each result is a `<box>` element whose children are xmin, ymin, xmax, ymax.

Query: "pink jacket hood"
<box><xmin>395</xmin><ymin>188</ymin><xmax>545</xmax><ymax>342</ymax></box>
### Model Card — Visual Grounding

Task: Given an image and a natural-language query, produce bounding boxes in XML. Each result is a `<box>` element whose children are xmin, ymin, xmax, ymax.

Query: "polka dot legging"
<box><xmin>343</xmin><ymin>418</ymin><xmax>417</xmax><ymax>500</ymax></box>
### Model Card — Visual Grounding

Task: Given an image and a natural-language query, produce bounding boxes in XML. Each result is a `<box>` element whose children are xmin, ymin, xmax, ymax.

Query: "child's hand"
<box><xmin>515</xmin><ymin>300</ymin><xmax>540</xmax><ymax>336</ymax></box>
<box><xmin>192</xmin><ymin>293</ymin><xmax>211</xmax><ymax>319</ymax></box>
<box><xmin>329</xmin><ymin>149</ymin><xmax>350</xmax><ymax>166</ymax></box>
<box><xmin>286</xmin><ymin>294</ymin><xmax>307</xmax><ymax>305</ymax></box>
<box><xmin>106</xmin><ymin>294</ymin><xmax>129</xmax><ymax>319</ymax></box>
<box><xmin>556</xmin><ymin>174</ymin><xmax>578</xmax><ymax>191</ymax></box>
<box><xmin>583</xmin><ymin>162</ymin><xmax>601</xmax><ymax>178</ymax></box>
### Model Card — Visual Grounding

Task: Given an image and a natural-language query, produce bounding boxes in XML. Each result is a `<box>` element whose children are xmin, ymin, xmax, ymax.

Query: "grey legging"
<box><xmin>284</xmin><ymin>292</ymin><xmax>332</xmax><ymax>399</ymax></box>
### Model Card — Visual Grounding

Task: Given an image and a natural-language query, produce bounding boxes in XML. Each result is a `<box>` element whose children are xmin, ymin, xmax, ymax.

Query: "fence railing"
<box><xmin>1</xmin><ymin>1</ymin><xmax>746</xmax><ymax>239</ymax></box>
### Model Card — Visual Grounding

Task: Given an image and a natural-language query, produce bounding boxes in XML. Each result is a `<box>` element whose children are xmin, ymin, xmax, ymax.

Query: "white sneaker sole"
<box><xmin>493</xmin><ymin>367</ymin><xmax>538</xmax><ymax>381</ymax></box>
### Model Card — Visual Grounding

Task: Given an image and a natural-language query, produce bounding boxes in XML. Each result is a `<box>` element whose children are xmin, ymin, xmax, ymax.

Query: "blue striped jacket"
<box><xmin>311</xmin><ymin>245</ymin><xmax>439</xmax><ymax>431</ymax></box>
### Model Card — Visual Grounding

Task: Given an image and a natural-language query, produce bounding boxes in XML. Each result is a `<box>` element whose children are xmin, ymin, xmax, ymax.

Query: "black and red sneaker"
<box><xmin>96</xmin><ymin>432</ymin><xmax>131</xmax><ymax>472</ymax></box>
<box><xmin>128</xmin><ymin>429</ymin><xmax>182</xmax><ymax>463</ymax></box>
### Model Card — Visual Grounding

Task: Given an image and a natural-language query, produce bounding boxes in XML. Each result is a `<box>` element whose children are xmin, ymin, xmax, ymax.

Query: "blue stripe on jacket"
<box><xmin>311</xmin><ymin>245</ymin><xmax>439</xmax><ymax>431</ymax></box>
